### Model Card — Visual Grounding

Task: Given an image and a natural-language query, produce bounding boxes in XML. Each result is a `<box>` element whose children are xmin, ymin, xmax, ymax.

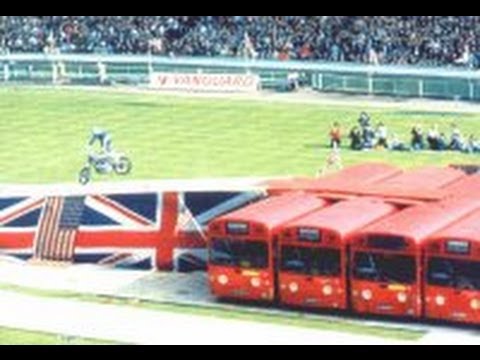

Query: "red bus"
<box><xmin>344</xmin><ymin>166</ymin><xmax>467</xmax><ymax>203</ymax></box>
<box><xmin>424</xmin><ymin>209</ymin><xmax>480</xmax><ymax>324</ymax></box>
<box><xmin>266</xmin><ymin>166</ymin><xmax>465</xmax><ymax>203</ymax></box>
<box><xmin>440</xmin><ymin>174</ymin><xmax>480</xmax><ymax>199</ymax></box>
<box><xmin>371</xmin><ymin>166</ymin><xmax>464</xmax><ymax>191</ymax></box>
<box><xmin>349</xmin><ymin>195</ymin><xmax>480</xmax><ymax>319</ymax></box>
<box><xmin>265</xmin><ymin>163</ymin><xmax>401</xmax><ymax>196</ymax></box>
<box><xmin>207</xmin><ymin>192</ymin><xmax>329</xmax><ymax>302</ymax></box>
<box><xmin>278</xmin><ymin>198</ymin><xmax>398</xmax><ymax>310</ymax></box>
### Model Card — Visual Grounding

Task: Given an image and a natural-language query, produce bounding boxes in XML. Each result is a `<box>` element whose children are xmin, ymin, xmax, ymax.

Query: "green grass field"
<box><xmin>0</xmin><ymin>87</ymin><xmax>478</xmax><ymax>184</ymax></box>
<box><xmin>0</xmin><ymin>326</ymin><xmax>115</xmax><ymax>345</ymax></box>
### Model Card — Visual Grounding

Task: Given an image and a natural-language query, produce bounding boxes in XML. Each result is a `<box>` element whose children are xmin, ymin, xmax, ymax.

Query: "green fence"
<box><xmin>1</xmin><ymin>53</ymin><xmax>480</xmax><ymax>101</ymax></box>
<box><xmin>311</xmin><ymin>72</ymin><xmax>480</xmax><ymax>100</ymax></box>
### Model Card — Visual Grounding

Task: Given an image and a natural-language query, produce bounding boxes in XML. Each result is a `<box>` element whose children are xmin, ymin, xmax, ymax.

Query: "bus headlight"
<box><xmin>471</xmin><ymin>299</ymin><xmax>480</xmax><ymax>310</ymax></box>
<box><xmin>251</xmin><ymin>277</ymin><xmax>261</xmax><ymax>288</ymax></box>
<box><xmin>218</xmin><ymin>275</ymin><xmax>229</xmax><ymax>286</ymax></box>
<box><xmin>435</xmin><ymin>296</ymin><xmax>446</xmax><ymax>307</ymax></box>
<box><xmin>397</xmin><ymin>292</ymin><xmax>407</xmax><ymax>304</ymax></box>
<box><xmin>322</xmin><ymin>285</ymin><xmax>333</xmax><ymax>296</ymax></box>
<box><xmin>362</xmin><ymin>289</ymin><xmax>373</xmax><ymax>301</ymax></box>
<box><xmin>289</xmin><ymin>282</ymin><xmax>299</xmax><ymax>294</ymax></box>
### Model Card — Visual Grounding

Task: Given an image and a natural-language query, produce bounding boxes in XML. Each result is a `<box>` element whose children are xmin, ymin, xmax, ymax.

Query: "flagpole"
<box><xmin>178</xmin><ymin>196</ymin><xmax>208</xmax><ymax>243</ymax></box>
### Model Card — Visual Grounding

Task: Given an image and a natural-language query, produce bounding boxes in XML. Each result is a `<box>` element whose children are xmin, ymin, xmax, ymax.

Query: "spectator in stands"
<box><xmin>1</xmin><ymin>16</ymin><xmax>479</xmax><ymax>67</ymax></box>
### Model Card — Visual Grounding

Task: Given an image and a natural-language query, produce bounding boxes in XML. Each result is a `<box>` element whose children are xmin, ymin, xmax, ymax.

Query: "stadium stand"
<box><xmin>1</xmin><ymin>16</ymin><xmax>479</xmax><ymax>67</ymax></box>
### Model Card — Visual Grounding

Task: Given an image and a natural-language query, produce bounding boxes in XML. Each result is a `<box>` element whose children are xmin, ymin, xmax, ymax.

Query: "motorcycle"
<box><xmin>78</xmin><ymin>149</ymin><xmax>132</xmax><ymax>185</ymax></box>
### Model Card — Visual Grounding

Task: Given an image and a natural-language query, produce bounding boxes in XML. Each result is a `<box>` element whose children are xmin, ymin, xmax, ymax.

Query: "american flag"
<box><xmin>34</xmin><ymin>197</ymin><xmax>85</xmax><ymax>262</ymax></box>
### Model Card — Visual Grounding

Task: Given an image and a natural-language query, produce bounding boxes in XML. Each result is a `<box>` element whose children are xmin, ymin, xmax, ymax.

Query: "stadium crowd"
<box><xmin>330</xmin><ymin>113</ymin><xmax>480</xmax><ymax>154</ymax></box>
<box><xmin>1</xmin><ymin>16</ymin><xmax>480</xmax><ymax>66</ymax></box>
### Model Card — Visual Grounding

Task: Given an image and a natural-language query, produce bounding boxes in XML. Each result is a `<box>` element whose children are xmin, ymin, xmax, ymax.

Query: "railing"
<box><xmin>1</xmin><ymin>53</ymin><xmax>480</xmax><ymax>100</ymax></box>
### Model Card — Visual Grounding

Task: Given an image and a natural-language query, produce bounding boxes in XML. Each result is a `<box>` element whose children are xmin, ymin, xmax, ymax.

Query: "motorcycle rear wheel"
<box><xmin>114</xmin><ymin>157</ymin><xmax>132</xmax><ymax>175</ymax></box>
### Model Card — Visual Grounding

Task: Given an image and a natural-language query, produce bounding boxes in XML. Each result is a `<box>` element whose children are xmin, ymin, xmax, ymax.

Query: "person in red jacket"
<box><xmin>330</xmin><ymin>122</ymin><xmax>342</xmax><ymax>148</ymax></box>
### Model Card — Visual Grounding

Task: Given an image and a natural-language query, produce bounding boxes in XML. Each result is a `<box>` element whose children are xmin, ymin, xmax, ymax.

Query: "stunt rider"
<box><xmin>87</xmin><ymin>128</ymin><xmax>114</xmax><ymax>172</ymax></box>
<box><xmin>89</xmin><ymin>128</ymin><xmax>113</xmax><ymax>153</ymax></box>
<box><xmin>79</xmin><ymin>128</ymin><xmax>131</xmax><ymax>185</ymax></box>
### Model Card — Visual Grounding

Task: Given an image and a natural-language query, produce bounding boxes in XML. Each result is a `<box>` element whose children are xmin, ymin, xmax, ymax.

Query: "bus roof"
<box><xmin>427</xmin><ymin>208</ymin><xmax>480</xmax><ymax>244</ymax></box>
<box><xmin>331</xmin><ymin>167</ymin><xmax>466</xmax><ymax>202</ymax></box>
<box><xmin>371</xmin><ymin>166</ymin><xmax>464</xmax><ymax>190</ymax></box>
<box><xmin>264</xmin><ymin>166</ymin><xmax>465</xmax><ymax>202</ymax></box>
<box><xmin>283</xmin><ymin>198</ymin><xmax>398</xmax><ymax>238</ymax></box>
<box><xmin>264</xmin><ymin>163</ymin><xmax>401</xmax><ymax>192</ymax></box>
<box><xmin>440</xmin><ymin>174</ymin><xmax>480</xmax><ymax>199</ymax></box>
<box><xmin>216</xmin><ymin>192</ymin><xmax>328</xmax><ymax>230</ymax></box>
<box><xmin>359</xmin><ymin>195</ymin><xmax>480</xmax><ymax>244</ymax></box>
<box><xmin>312</xmin><ymin>163</ymin><xmax>402</xmax><ymax>188</ymax></box>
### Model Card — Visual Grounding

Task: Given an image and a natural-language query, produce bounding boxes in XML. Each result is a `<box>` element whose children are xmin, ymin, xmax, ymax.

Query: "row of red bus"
<box><xmin>207</xmin><ymin>165</ymin><xmax>480</xmax><ymax>325</ymax></box>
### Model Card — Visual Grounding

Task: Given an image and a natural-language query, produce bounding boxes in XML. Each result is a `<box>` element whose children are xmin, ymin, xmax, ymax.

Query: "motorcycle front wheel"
<box><xmin>79</xmin><ymin>167</ymin><xmax>91</xmax><ymax>185</ymax></box>
<box><xmin>114</xmin><ymin>157</ymin><xmax>132</xmax><ymax>175</ymax></box>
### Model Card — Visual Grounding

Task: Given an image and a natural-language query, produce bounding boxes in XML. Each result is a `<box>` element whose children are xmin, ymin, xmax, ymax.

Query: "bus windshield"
<box><xmin>353</xmin><ymin>252</ymin><xmax>416</xmax><ymax>284</ymax></box>
<box><xmin>209</xmin><ymin>238</ymin><xmax>268</xmax><ymax>269</ymax></box>
<box><xmin>280</xmin><ymin>246</ymin><xmax>341</xmax><ymax>276</ymax></box>
<box><xmin>427</xmin><ymin>257</ymin><xmax>480</xmax><ymax>291</ymax></box>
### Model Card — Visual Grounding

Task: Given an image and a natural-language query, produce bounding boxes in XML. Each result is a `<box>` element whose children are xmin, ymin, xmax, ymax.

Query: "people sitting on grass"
<box><xmin>438</xmin><ymin>133</ymin><xmax>449</xmax><ymax>151</ymax></box>
<box><xmin>349</xmin><ymin>126</ymin><xmax>363</xmax><ymax>150</ymax></box>
<box><xmin>411</xmin><ymin>125</ymin><xmax>425</xmax><ymax>151</ymax></box>
<box><xmin>449</xmin><ymin>124</ymin><xmax>467</xmax><ymax>152</ymax></box>
<box><xmin>342</xmin><ymin>113</ymin><xmax>478</xmax><ymax>155</ymax></box>
<box><xmin>467</xmin><ymin>135</ymin><xmax>480</xmax><ymax>153</ymax></box>
<box><xmin>389</xmin><ymin>134</ymin><xmax>410</xmax><ymax>152</ymax></box>
<box><xmin>376</xmin><ymin>122</ymin><xmax>389</xmax><ymax>149</ymax></box>
<box><xmin>362</xmin><ymin>124</ymin><xmax>376</xmax><ymax>149</ymax></box>
<box><xmin>427</xmin><ymin>125</ymin><xmax>440</xmax><ymax>150</ymax></box>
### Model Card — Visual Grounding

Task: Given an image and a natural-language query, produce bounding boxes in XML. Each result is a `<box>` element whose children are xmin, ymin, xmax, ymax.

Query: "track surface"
<box><xmin>0</xmin><ymin>261</ymin><xmax>478</xmax><ymax>344</ymax></box>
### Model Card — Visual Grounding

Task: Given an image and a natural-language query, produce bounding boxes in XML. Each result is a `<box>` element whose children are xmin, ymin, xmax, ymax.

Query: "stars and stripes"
<box><xmin>0</xmin><ymin>189</ymin><xmax>261</xmax><ymax>270</ymax></box>
<box><xmin>34</xmin><ymin>197</ymin><xmax>85</xmax><ymax>262</ymax></box>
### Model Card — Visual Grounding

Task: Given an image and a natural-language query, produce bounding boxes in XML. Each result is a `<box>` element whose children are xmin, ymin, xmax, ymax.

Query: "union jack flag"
<box><xmin>174</xmin><ymin>191</ymin><xmax>264</xmax><ymax>271</ymax></box>
<box><xmin>1</xmin><ymin>193</ymin><xmax>161</xmax><ymax>264</ymax></box>
<box><xmin>80</xmin><ymin>193</ymin><xmax>160</xmax><ymax>231</ymax></box>
<box><xmin>0</xmin><ymin>197</ymin><xmax>45</xmax><ymax>231</ymax></box>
